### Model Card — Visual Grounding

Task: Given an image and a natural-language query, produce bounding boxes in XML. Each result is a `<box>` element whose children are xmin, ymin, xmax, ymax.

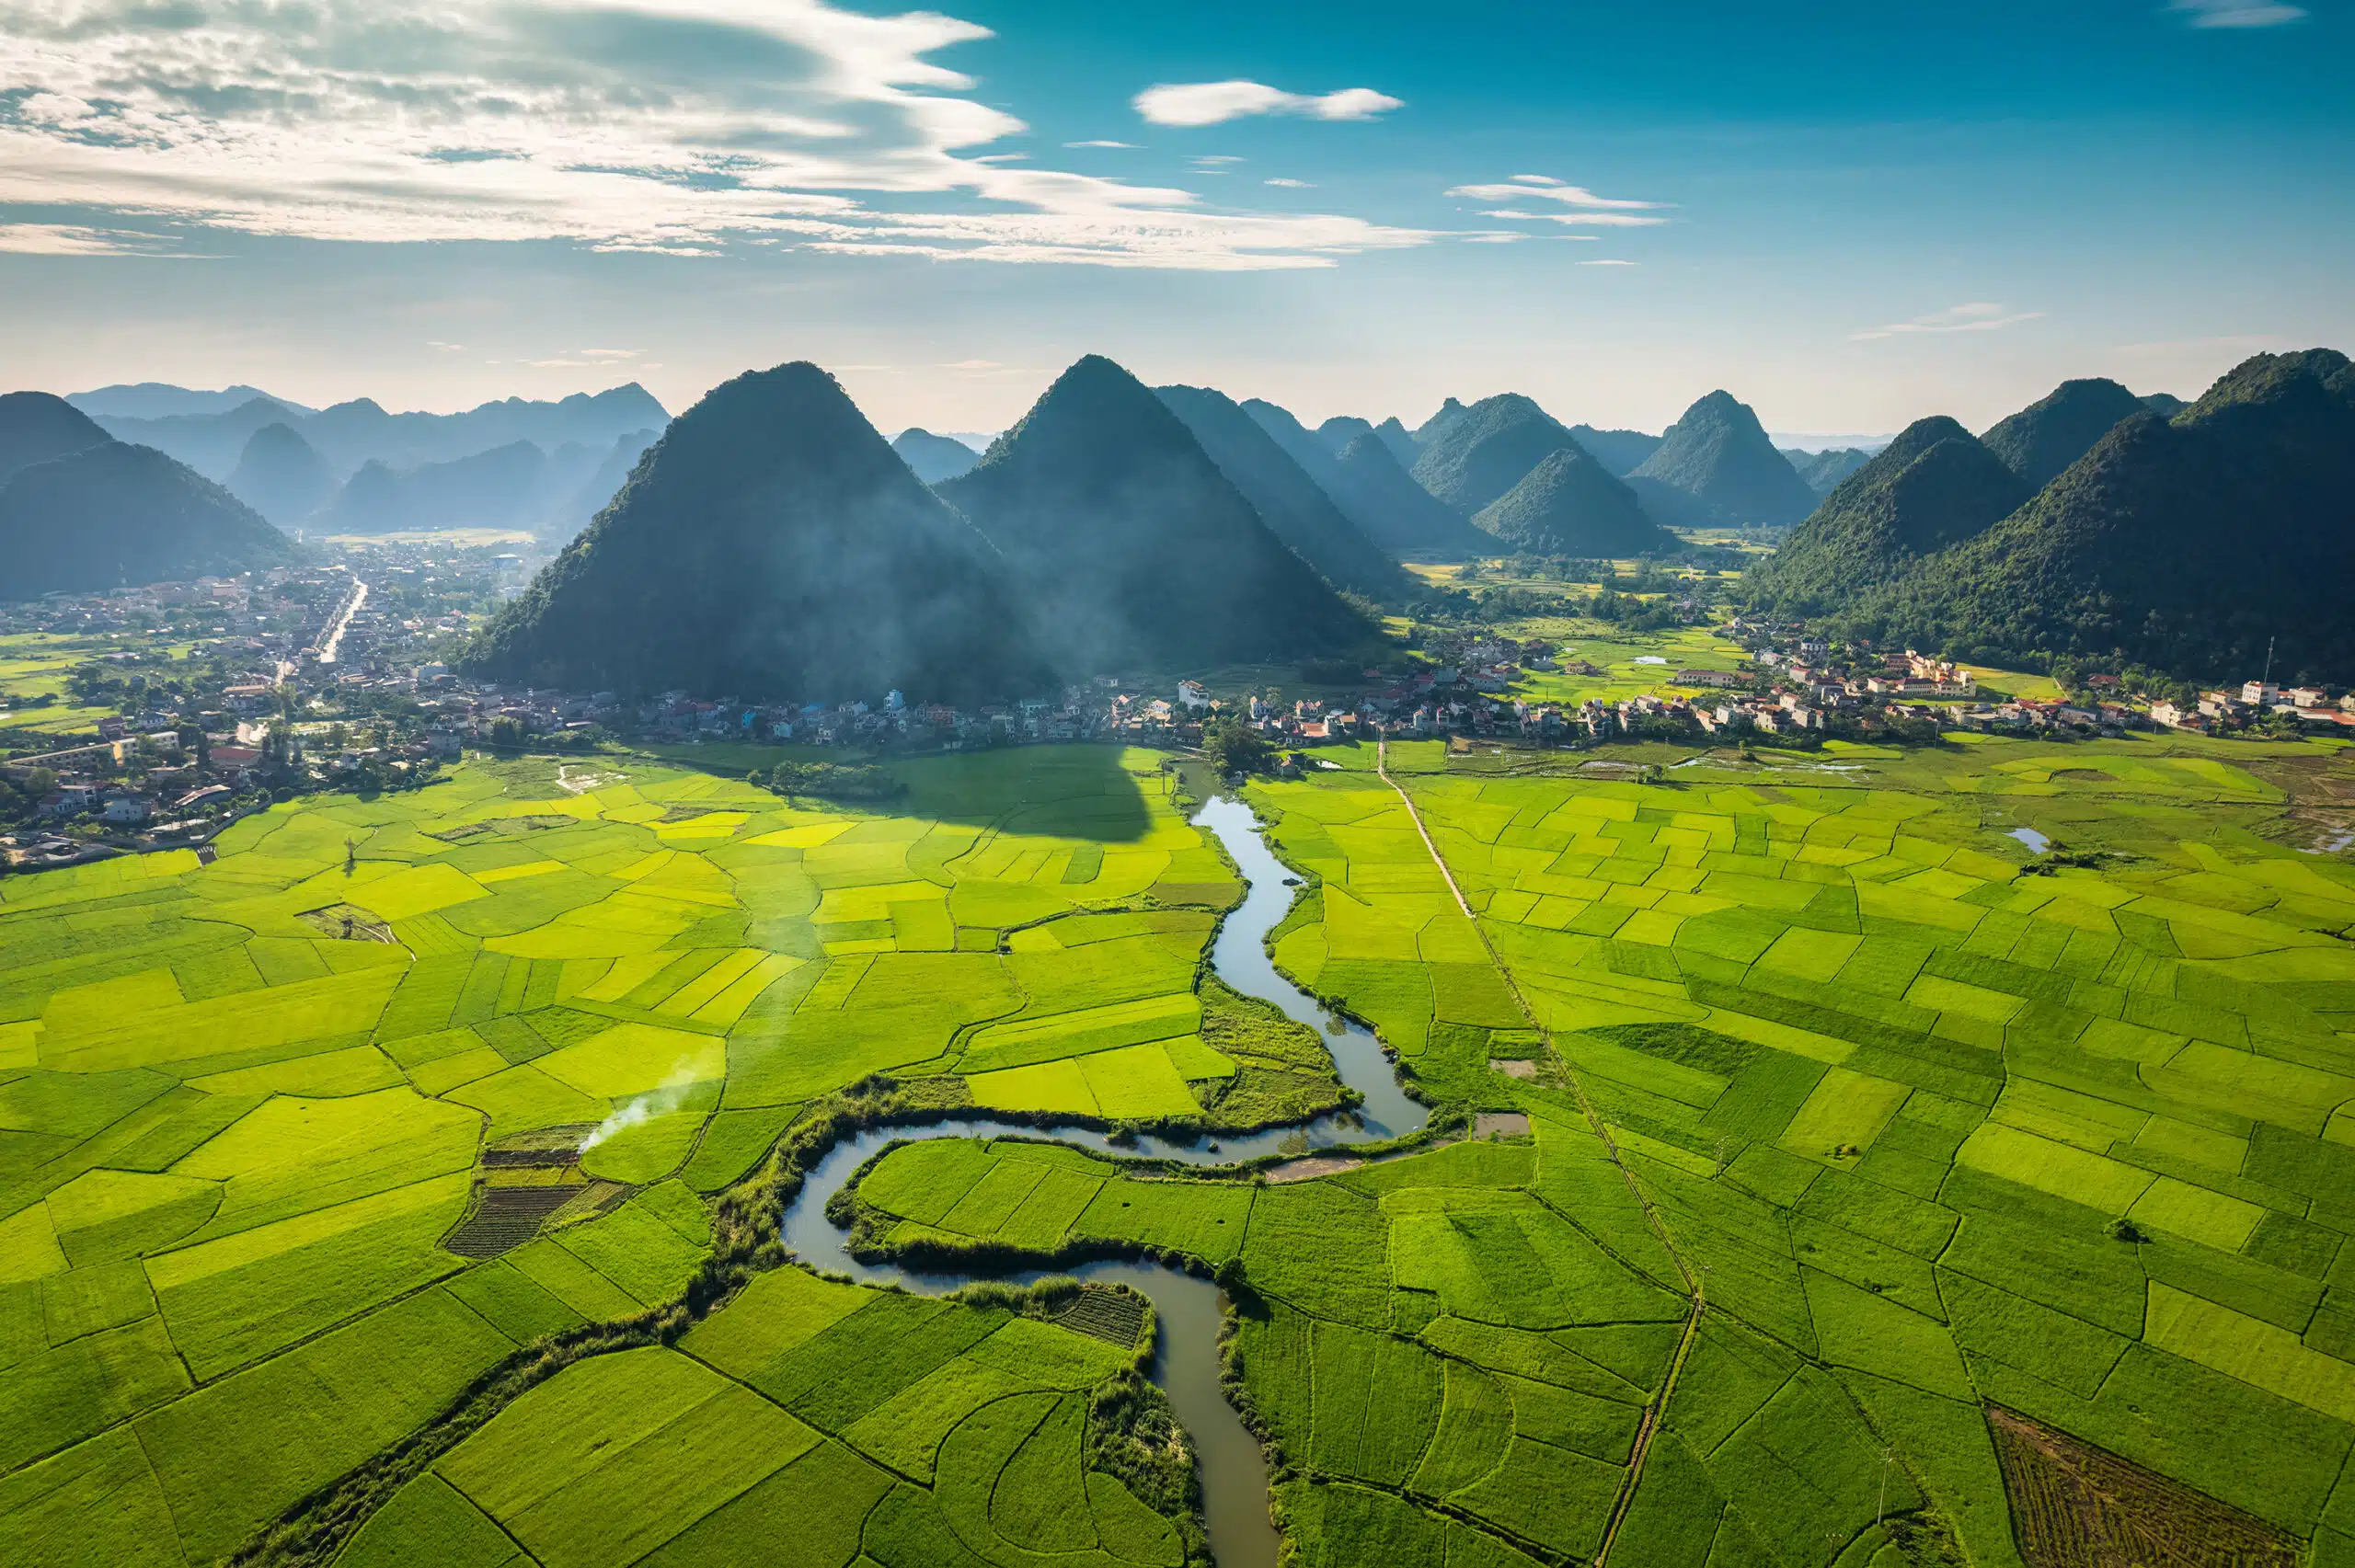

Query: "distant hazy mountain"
<box><xmin>1410</xmin><ymin>394</ymin><xmax>1578</xmax><ymax>515</ymax></box>
<box><xmin>891</xmin><ymin>428</ymin><xmax>982</xmax><ymax>485</ymax></box>
<box><xmin>92</xmin><ymin>383</ymin><xmax>670</xmax><ymax>482</ymax></box>
<box><xmin>1747</xmin><ymin>418</ymin><xmax>2030</xmax><ymax>611</ymax></box>
<box><xmin>546</xmin><ymin>429</ymin><xmax>660</xmax><ymax>541</ymax></box>
<box><xmin>0</xmin><ymin>392</ymin><xmax>114</xmax><ymax>484</ymax></box>
<box><xmin>1158</xmin><ymin>387</ymin><xmax>1410</xmax><ymax>601</ymax></box>
<box><xmin>1473</xmin><ymin>448</ymin><xmax>1680</xmax><ymax>556</ymax></box>
<box><xmin>1978</xmin><ymin>377</ymin><xmax>2151</xmax><ymax>490</ymax></box>
<box><xmin>1782</xmin><ymin>447</ymin><xmax>1874</xmax><ymax>495</ymax></box>
<box><xmin>1629</xmin><ymin>391</ymin><xmax>1816</xmax><ymax>527</ymax></box>
<box><xmin>0</xmin><ymin>439</ymin><xmax>293</xmax><ymax>600</ymax></box>
<box><xmin>1750</xmin><ymin>349</ymin><xmax>2355</xmax><ymax>681</ymax></box>
<box><xmin>1370</xmin><ymin>418</ymin><xmax>1419</xmax><ymax>467</ymax></box>
<box><xmin>317</xmin><ymin>441</ymin><xmax>553</xmax><ymax>535</ymax></box>
<box><xmin>1315</xmin><ymin>416</ymin><xmax>1373</xmax><ymax>454</ymax></box>
<box><xmin>226</xmin><ymin>423</ymin><xmax>337</xmax><ymax>528</ymax></box>
<box><xmin>69</xmin><ymin>383</ymin><xmax>311</xmax><ymax>421</ymax></box>
<box><xmin>1566</xmin><ymin>425</ymin><xmax>1664</xmax><ymax>476</ymax></box>
<box><xmin>470</xmin><ymin>363</ymin><xmax>1049</xmax><ymax>703</ymax></box>
<box><xmin>940</xmin><ymin>356</ymin><xmax>1373</xmax><ymax>673</ymax></box>
<box><xmin>1327</xmin><ymin>433</ymin><xmax>1496</xmax><ymax>558</ymax></box>
<box><xmin>2140</xmin><ymin>392</ymin><xmax>2187</xmax><ymax>418</ymax></box>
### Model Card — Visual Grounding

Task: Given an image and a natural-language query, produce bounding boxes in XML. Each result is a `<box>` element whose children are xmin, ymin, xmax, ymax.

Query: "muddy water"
<box><xmin>774</xmin><ymin>795</ymin><xmax>1427</xmax><ymax>1567</ymax></box>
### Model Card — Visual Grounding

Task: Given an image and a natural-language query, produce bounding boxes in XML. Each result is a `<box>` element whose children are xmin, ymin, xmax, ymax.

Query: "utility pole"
<box><xmin>2264</xmin><ymin>635</ymin><xmax>2276</xmax><ymax>687</ymax></box>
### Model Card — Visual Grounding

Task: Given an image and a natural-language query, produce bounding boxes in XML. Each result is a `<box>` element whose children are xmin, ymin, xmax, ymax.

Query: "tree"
<box><xmin>1200</xmin><ymin>713</ymin><xmax>1271</xmax><ymax>776</ymax></box>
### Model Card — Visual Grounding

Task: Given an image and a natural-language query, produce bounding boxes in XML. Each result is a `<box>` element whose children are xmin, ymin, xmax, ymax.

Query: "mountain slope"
<box><xmin>0</xmin><ymin>442</ymin><xmax>293</xmax><ymax>599</ymax></box>
<box><xmin>1327</xmin><ymin>433</ymin><xmax>1495</xmax><ymax>557</ymax></box>
<box><xmin>1567</xmin><ymin>425</ymin><xmax>1663</xmax><ymax>476</ymax></box>
<box><xmin>1410</xmin><ymin>394</ymin><xmax>1578</xmax><ymax>515</ymax></box>
<box><xmin>1744</xmin><ymin>418</ymin><xmax>2030</xmax><ymax>612</ymax></box>
<box><xmin>1371</xmin><ymin>418</ymin><xmax>1419</xmax><ymax>467</ymax></box>
<box><xmin>70</xmin><ymin>383</ymin><xmax>303</xmax><ymax>421</ymax></box>
<box><xmin>1235</xmin><ymin>396</ymin><xmax>1482</xmax><ymax>563</ymax></box>
<box><xmin>1473</xmin><ymin>448</ymin><xmax>1681</xmax><ymax>556</ymax></box>
<box><xmin>1630</xmin><ymin>391</ymin><xmax>1816</xmax><ymax>526</ymax></box>
<box><xmin>227</xmin><ymin>423</ymin><xmax>337</xmax><ymax>528</ymax></box>
<box><xmin>544</xmin><ymin>429</ymin><xmax>659</xmax><ymax>542</ymax></box>
<box><xmin>1979</xmin><ymin>377</ymin><xmax>2151</xmax><ymax>489</ymax></box>
<box><xmin>1412</xmin><ymin>398</ymin><xmax>1473</xmax><ymax>451</ymax></box>
<box><xmin>0</xmin><ymin>392</ymin><xmax>113</xmax><ymax>484</ymax></box>
<box><xmin>891</xmin><ymin>429</ymin><xmax>982</xmax><ymax>485</ymax></box>
<box><xmin>468</xmin><ymin>362</ymin><xmax>1050</xmax><ymax>702</ymax></box>
<box><xmin>1862</xmin><ymin>349</ymin><xmax>2355</xmax><ymax>679</ymax></box>
<box><xmin>1158</xmin><ymin>387</ymin><xmax>1409</xmax><ymax>599</ymax></box>
<box><xmin>939</xmin><ymin>356</ymin><xmax>1372</xmax><ymax>672</ymax></box>
<box><xmin>1315</xmin><ymin>416</ymin><xmax>1373</xmax><ymax>454</ymax></box>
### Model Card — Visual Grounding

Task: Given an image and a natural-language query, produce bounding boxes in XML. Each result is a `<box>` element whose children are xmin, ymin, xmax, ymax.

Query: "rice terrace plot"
<box><xmin>1</xmin><ymin>732</ymin><xmax>2353</xmax><ymax>1568</ymax></box>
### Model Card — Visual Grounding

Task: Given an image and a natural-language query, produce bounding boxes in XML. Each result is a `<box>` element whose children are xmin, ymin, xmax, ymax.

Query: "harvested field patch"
<box><xmin>1987</xmin><ymin>1404</ymin><xmax>2300</xmax><ymax>1568</ymax></box>
<box><xmin>443</xmin><ymin>1186</ymin><xmax>578</xmax><ymax>1258</ymax></box>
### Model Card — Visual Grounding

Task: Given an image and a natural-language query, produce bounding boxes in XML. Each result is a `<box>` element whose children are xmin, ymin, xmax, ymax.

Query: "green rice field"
<box><xmin>2</xmin><ymin>730</ymin><xmax>2353</xmax><ymax>1566</ymax></box>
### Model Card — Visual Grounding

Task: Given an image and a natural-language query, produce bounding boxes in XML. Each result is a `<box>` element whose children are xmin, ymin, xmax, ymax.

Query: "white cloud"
<box><xmin>1191</xmin><ymin>155</ymin><xmax>1246</xmax><ymax>165</ymax></box>
<box><xmin>1063</xmin><ymin>140</ymin><xmax>1138</xmax><ymax>149</ymax></box>
<box><xmin>1448</xmin><ymin>181</ymin><xmax>1668</xmax><ymax>212</ymax></box>
<box><xmin>1133</xmin><ymin>81</ymin><xmax>1402</xmax><ymax>127</ymax></box>
<box><xmin>940</xmin><ymin>359</ymin><xmax>1001</xmax><ymax>371</ymax></box>
<box><xmin>580</xmin><ymin>348</ymin><xmax>641</xmax><ymax>360</ymax></box>
<box><xmin>427</xmin><ymin>340</ymin><xmax>466</xmax><ymax>352</ymax></box>
<box><xmin>1263</xmin><ymin>177</ymin><xmax>1312</xmax><ymax>188</ymax></box>
<box><xmin>1580</xmin><ymin>259</ymin><xmax>1637</xmax><ymax>267</ymax></box>
<box><xmin>0</xmin><ymin>222</ymin><xmax>171</xmax><ymax>255</ymax></box>
<box><xmin>2169</xmin><ymin>0</ymin><xmax>2307</xmax><ymax>26</ymax></box>
<box><xmin>1852</xmin><ymin>303</ymin><xmax>2045</xmax><ymax>341</ymax></box>
<box><xmin>0</xmin><ymin>0</ymin><xmax>1433</xmax><ymax>270</ymax></box>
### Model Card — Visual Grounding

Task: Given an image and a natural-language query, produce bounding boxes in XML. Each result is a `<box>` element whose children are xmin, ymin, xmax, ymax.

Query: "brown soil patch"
<box><xmin>1489</xmin><ymin>1059</ymin><xmax>1540</xmax><ymax>1080</ymax></box>
<box><xmin>1265</xmin><ymin>1155</ymin><xmax>1363</xmax><ymax>1185</ymax></box>
<box><xmin>1474</xmin><ymin>1112</ymin><xmax>1532</xmax><ymax>1139</ymax></box>
<box><xmin>297</xmin><ymin>904</ymin><xmax>396</xmax><ymax>943</ymax></box>
<box><xmin>1986</xmin><ymin>1405</ymin><xmax>2299</xmax><ymax>1568</ymax></box>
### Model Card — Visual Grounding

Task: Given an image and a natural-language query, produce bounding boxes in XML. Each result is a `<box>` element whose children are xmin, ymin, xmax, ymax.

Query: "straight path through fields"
<box><xmin>1373</xmin><ymin>738</ymin><xmax>1706</xmax><ymax>1565</ymax></box>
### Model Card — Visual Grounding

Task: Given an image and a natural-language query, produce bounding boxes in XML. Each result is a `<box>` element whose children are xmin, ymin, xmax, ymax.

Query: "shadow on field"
<box><xmin>891</xmin><ymin>744</ymin><xmax>1153</xmax><ymax>842</ymax></box>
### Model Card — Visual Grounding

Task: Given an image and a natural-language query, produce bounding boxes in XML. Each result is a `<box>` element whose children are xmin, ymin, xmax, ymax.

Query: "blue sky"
<box><xmin>1</xmin><ymin>0</ymin><xmax>2347</xmax><ymax>440</ymax></box>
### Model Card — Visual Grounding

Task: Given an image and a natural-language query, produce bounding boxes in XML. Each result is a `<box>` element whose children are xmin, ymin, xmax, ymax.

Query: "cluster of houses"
<box><xmin>2153</xmin><ymin>681</ymin><xmax>2355</xmax><ymax>735</ymax></box>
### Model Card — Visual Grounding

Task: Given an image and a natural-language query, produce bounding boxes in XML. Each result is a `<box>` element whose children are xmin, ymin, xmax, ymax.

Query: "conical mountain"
<box><xmin>1159</xmin><ymin>387</ymin><xmax>1409</xmax><ymax>600</ymax></box>
<box><xmin>1863</xmin><ymin>349</ymin><xmax>2355</xmax><ymax>678</ymax></box>
<box><xmin>2140</xmin><ymin>392</ymin><xmax>2187</xmax><ymax>418</ymax></box>
<box><xmin>1371</xmin><ymin>418</ymin><xmax>1419</xmax><ymax>467</ymax></box>
<box><xmin>1978</xmin><ymin>377</ymin><xmax>2151</xmax><ymax>490</ymax></box>
<box><xmin>0</xmin><ymin>392</ymin><xmax>112</xmax><ymax>484</ymax></box>
<box><xmin>939</xmin><ymin>356</ymin><xmax>1373</xmax><ymax>673</ymax></box>
<box><xmin>226</xmin><ymin>422</ymin><xmax>336</xmax><ymax>527</ymax></box>
<box><xmin>0</xmin><ymin>441</ymin><xmax>292</xmax><ymax>600</ymax></box>
<box><xmin>1566</xmin><ymin>425</ymin><xmax>1663</xmax><ymax>476</ymax></box>
<box><xmin>1412</xmin><ymin>398</ymin><xmax>1473</xmax><ymax>450</ymax></box>
<box><xmin>1631</xmin><ymin>391</ymin><xmax>1816</xmax><ymax>526</ymax></box>
<box><xmin>891</xmin><ymin>428</ymin><xmax>981</xmax><ymax>485</ymax></box>
<box><xmin>1472</xmin><ymin>448</ymin><xmax>1679</xmax><ymax>556</ymax></box>
<box><xmin>1409</xmin><ymin>394</ymin><xmax>1577</xmax><ymax>515</ymax></box>
<box><xmin>1235</xmin><ymin>395</ymin><xmax>1479</xmax><ymax>564</ymax></box>
<box><xmin>1315</xmin><ymin>416</ymin><xmax>1373</xmax><ymax>454</ymax></box>
<box><xmin>467</xmin><ymin>361</ymin><xmax>1051</xmax><ymax>703</ymax></box>
<box><xmin>1744</xmin><ymin>418</ymin><xmax>2029</xmax><ymax>612</ymax></box>
<box><xmin>1328</xmin><ymin>433</ymin><xmax>1494</xmax><ymax>557</ymax></box>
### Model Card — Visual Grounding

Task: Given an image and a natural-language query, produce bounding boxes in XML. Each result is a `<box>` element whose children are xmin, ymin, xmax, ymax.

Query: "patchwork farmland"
<box><xmin>0</xmin><ymin>732</ymin><xmax>2351</xmax><ymax>1567</ymax></box>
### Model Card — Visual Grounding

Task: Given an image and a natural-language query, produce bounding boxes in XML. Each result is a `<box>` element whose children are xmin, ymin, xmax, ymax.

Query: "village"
<box><xmin>5</xmin><ymin>565</ymin><xmax>2350</xmax><ymax>870</ymax></box>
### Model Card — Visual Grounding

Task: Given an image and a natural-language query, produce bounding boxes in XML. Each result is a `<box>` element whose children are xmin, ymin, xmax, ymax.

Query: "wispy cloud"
<box><xmin>0</xmin><ymin>0</ymin><xmax>1433</xmax><ymax>271</ymax></box>
<box><xmin>1852</xmin><ymin>303</ymin><xmax>2045</xmax><ymax>341</ymax></box>
<box><xmin>1450</xmin><ymin>179</ymin><xmax>1671</xmax><ymax>228</ymax></box>
<box><xmin>1580</xmin><ymin>259</ymin><xmax>1637</xmax><ymax>267</ymax></box>
<box><xmin>0</xmin><ymin>222</ymin><xmax>200</xmax><ymax>256</ymax></box>
<box><xmin>1133</xmin><ymin>82</ymin><xmax>1402</xmax><ymax>127</ymax></box>
<box><xmin>1264</xmin><ymin>177</ymin><xmax>1312</xmax><ymax>188</ymax></box>
<box><xmin>2169</xmin><ymin>0</ymin><xmax>2307</xmax><ymax>26</ymax></box>
<box><xmin>1064</xmin><ymin>140</ymin><xmax>1138</xmax><ymax>149</ymax></box>
<box><xmin>427</xmin><ymin>340</ymin><xmax>466</xmax><ymax>352</ymax></box>
<box><xmin>940</xmin><ymin>359</ymin><xmax>1002</xmax><ymax>371</ymax></box>
<box><xmin>580</xmin><ymin>348</ymin><xmax>641</xmax><ymax>360</ymax></box>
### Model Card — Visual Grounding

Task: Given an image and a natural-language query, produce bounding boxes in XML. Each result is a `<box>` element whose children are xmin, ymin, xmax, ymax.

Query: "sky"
<box><xmin>2</xmin><ymin>0</ymin><xmax>2349</xmax><ymax>441</ymax></box>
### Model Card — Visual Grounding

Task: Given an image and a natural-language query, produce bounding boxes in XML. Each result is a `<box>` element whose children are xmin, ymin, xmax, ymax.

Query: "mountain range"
<box><xmin>1751</xmin><ymin>349</ymin><xmax>2355</xmax><ymax>681</ymax></box>
<box><xmin>890</xmin><ymin>429</ymin><xmax>982</xmax><ymax>484</ymax></box>
<box><xmin>1235</xmin><ymin>398</ymin><xmax>1489</xmax><ymax>559</ymax></box>
<box><xmin>0</xmin><ymin>394</ymin><xmax>293</xmax><ymax>598</ymax></box>
<box><xmin>1629</xmin><ymin>391</ymin><xmax>1821</xmax><ymax>529</ymax></box>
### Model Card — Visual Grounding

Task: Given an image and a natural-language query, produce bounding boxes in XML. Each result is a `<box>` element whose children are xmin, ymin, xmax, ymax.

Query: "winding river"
<box><xmin>777</xmin><ymin>795</ymin><xmax>1430</xmax><ymax>1568</ymax></box>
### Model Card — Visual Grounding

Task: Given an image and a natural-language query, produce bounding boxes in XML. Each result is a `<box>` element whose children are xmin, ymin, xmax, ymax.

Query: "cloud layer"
<box><xmin>1446</xmin><ymin>177</ymin><xmax>1671</xmax><ymax>227</ymax></box>
<box><xmin>1132</xmin><ymin>81</ymin><xmax>1402</xmax><ymax>128</ymax></box>
<box><xmin>0</xmin><ymin>0</ymin><xmax>1430</xmax><ymax>269</ymax></box>
<box><xmin>2169</xmin><ymin>0</ymin><xmax>2307</xmax><ymax>27</ymax></box>
<box><xmin>1851</xmin><ymin>303</ymin><xmax>2045</xmax><ymax>341</ymax></box>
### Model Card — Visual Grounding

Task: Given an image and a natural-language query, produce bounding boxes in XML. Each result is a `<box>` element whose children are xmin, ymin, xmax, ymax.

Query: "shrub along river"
<box><xmin>779</xmin><ymin>796</ymin><xmax>1430</xmax><ymax>1568</ymax></box>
